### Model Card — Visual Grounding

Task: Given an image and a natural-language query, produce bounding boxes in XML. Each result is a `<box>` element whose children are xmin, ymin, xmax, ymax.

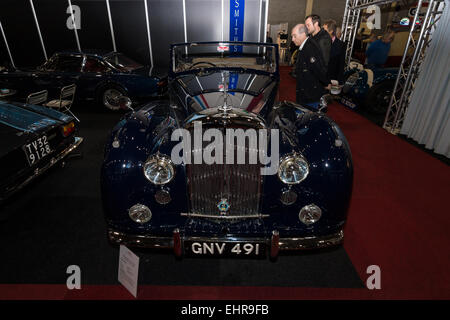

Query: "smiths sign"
<box><xmin>229</xmin><ymin>0</ymin><xmax>245</xmax><ymax>52</ymax></box>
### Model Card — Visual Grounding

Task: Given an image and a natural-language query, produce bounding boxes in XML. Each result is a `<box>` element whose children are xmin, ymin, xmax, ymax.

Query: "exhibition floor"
<box><xmin>0</xmin><ymin>67</ymin><xmax>449</xmax><ymax>299</ymax></box>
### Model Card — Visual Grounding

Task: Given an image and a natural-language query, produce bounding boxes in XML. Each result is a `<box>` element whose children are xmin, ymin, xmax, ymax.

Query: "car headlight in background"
<box><xmin>143</xmin><ymin>154</ymin><xmax>175</xmax><ymax>185</ymax></box>
<box><xmin>278</xmin><ymin>154</ymin><xmax>309</xmax><ymax>184</ymax></box>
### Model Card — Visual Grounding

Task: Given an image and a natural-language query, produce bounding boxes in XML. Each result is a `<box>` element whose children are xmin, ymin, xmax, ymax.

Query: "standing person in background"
<box><xmin>323</xmin><ymin>19</ymin><xmax>346</xmax><ymax>84</ymax></box>
<box><xmin>336</xmin><ymin>26</ymin><xmax>342</xmax><ymax>39</ymax></box>
<box><xmin>266</xmin><ymin>31</ymin><xmax>273</xmax><ymax>43</ymax></box>
<box><xmin>365</xmin><ymin>31</ymin><xmax>395</xmax><ymax>68</ymax></box>
<box><xmin>363</xmin><ymin>32</ymin><xmax>378</xmax><ymax>51</ymax></box>
<box><xmin>291</xmin><ymin>24</ymin><xmax>328</xmax><ymax>109</ymax></box>
<box><xmin>305</xmin><ymin>14</ymin><xmax>332</xmax><ymax>68</ymax></box>
<box><xmin>289</xmin><ymin>40</ymin><xmax>299</xmax><ymax>77</ymax></box>
<box><xmin>354</xmin><ymin>28</ymin><xmax>366</xmax><ymax>52</ymax></box>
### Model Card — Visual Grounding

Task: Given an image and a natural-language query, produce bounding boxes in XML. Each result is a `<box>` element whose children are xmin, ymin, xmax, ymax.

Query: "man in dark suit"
<box><xmin>323</xmin><ymin>19</ymin><xmax>346</xmax><ymax>84</ymax></box>
<box><xmin>291</xmin><ymin>24</ymin><xmax>328</xmax><ymax>109</ymax></box>
<box><xmin>305</xmin><ymin>14</ymin><xmax>332</xmax><ymax>68</ymax></box>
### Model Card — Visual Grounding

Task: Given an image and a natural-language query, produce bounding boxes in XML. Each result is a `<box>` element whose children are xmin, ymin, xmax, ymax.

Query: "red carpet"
<box><xmin>279</xmin><ymin>66</ymin><xmax>450</xmax><ymax>299</ymax></box>
<box><xmin>1</xmin><ymin>66</ymin><xmax>449</xmax><ymax>300</ymax></box>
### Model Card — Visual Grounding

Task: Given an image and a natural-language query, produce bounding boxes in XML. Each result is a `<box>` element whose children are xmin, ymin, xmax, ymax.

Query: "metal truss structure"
<box><xmin>341</xmin><ymin>0</ymin><xmax>446</xmax><ymax>135</ymax></box>
<box><xmin>383</xmin><ymin>0</ymin><xmax>446</xmax><ymax>133</ymax></box>
<box><xmin>341</xmin><ymin>0</ymin><xmax>397</xmax><ymax>68</ymax></box>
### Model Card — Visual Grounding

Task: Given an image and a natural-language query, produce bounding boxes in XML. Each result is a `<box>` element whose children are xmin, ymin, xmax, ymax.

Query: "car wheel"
<box><xmin>365</xmin><ymin>80</ymin><xmax>395</xmax><ymax>115</ymax></box>
<box><xmin>101</xmin><ymin>86</ymin><xmax>128</xmax><ymax>111</ymax></box>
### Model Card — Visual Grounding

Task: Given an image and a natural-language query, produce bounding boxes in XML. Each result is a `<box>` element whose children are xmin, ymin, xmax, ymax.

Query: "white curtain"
<box><xmin>401</xmin><ymin>0</ymin><xmax>450</xmax><ymax>158</ymax></box>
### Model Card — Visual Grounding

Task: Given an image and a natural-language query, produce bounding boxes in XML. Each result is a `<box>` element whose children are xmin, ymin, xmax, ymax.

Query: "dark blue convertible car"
<box><xmin>101</xmin><ymin>42</ymin><xmax>353</xmax><ymax>259</ymax></box>
<box><xmin>0</xmin><ymin>51</ymin><xmax>166</xmax><ymax>110</ymax></box>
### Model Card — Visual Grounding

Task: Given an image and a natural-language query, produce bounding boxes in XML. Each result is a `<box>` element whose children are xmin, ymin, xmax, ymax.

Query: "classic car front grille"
<box><xmin>187</xmin><ymin>147</ymin><xmax>263</xmax><ymax>219</ymax></box>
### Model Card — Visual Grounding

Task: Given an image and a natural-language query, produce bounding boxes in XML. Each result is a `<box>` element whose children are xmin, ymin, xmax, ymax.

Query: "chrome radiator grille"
<box><xmin>187</xmin><ymin>159</ymin><xmax>263</xmax><ymax>218</ymax></box>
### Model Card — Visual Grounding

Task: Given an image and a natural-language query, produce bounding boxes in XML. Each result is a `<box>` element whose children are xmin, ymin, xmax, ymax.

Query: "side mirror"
<box><xmin>119</xmin><ymin>96</ymin><xmax>134</xmax><ymax>112</ymax></box>
<box><xmin>319</xmin><ymin>94</ymin><xmax>333</xmax><ymax>113</ymax></box>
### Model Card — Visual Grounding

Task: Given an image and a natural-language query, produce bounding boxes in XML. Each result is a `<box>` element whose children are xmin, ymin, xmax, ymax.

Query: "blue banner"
<box><xmin>228</xmin><ymin>72</ymin><xmax>239</xmax><ymax>96</ymax></box>
<box><xmin>229</xmin><ymin>0</ymin><xmax>245</xmax><ymax>53</ymax></box>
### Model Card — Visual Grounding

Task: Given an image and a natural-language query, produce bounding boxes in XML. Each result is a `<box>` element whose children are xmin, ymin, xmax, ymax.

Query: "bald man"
<box><xmin>291</xmin><ymin>24</ymin><xmax>328</xmax><ymax>109</ymax></box>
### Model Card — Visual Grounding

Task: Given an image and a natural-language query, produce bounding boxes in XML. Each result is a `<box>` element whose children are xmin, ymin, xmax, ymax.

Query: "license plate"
<box><xmin>22</xmin><ymin>135</ymin><xmax>52</xmax><ymax>166</ymax></box>
<box><xmin>184</xmin><ymin>241</ymin><xmax>266</xmax><ymax>258</ymax></box>
<box><xmin>341</xmin><ymin>97</ymin><xmax>357</xmax><ymax>109</ymax></box>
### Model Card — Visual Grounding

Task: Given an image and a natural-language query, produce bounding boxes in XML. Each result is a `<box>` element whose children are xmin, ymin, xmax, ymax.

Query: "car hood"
<box><xmin>0</xmin><ymin>122</ymin><xmax>30</xmax><ymax>158</ymax></box>
<box><xmin>0</xmin><ymin>101</ymin><xmax>75</xmax><ymax>158</ymax></box>
<box><xmin>0</xmin><ymin>101</ymin><xmax>72</xmax><ymax>133</ymax></box>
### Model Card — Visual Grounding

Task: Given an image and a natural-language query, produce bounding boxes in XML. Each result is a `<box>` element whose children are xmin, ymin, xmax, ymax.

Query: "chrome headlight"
<box><xmin>143</xmin><ymin>154</ymin><xmax>175</xmax><ymax>185</ymax></box>
<box><xmin>277</xmin><ymin>154</ymin><xmax>309</xmax><ymax>184</ymax></box>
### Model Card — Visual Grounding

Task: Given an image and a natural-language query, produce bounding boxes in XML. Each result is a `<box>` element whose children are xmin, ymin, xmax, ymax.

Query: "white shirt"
<box><xmin>299</xmin><ymin>37</ymin><xmax>309</xmax><ymax>51</ymax></box>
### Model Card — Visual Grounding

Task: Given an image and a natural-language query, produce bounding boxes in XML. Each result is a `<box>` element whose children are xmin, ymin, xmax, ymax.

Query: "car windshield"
<box><xmin>172</xmin><ymin>42</ymin><xmax>278</xmax><ymax>74</ymax></box>
<box><xmin>104</xmin><ymin>53</ymin><xmax>143</xmax><ymax>72</ymax></box>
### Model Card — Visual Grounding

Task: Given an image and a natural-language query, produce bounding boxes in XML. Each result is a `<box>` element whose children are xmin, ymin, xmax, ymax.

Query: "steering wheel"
<box><xmin>188</xmin><ymin>61</ymin><xmax>217</xmax><ymax>70</ymax></box>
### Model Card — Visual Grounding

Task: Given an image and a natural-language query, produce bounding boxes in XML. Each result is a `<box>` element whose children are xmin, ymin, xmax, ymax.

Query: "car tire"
<box><xmin>98</xmin><ymin>85</ymin><xmax>128</xmax><ymax>111</ymax></box>
<box><xmin>365</xmin><ymin>80</ymin><xmax>395</xmax><ymax>115</ymax></box>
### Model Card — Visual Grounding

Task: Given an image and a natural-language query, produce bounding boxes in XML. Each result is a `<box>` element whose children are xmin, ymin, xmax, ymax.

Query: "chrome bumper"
<box><xmin>108</xmin><ymin>228</ymin><xmax>344</xmax><ymax>258</ymax></box>
<box><xmin>2</xmin><ymin>137</ymin><xmax>84</xmax><ymax>201</ymax></box>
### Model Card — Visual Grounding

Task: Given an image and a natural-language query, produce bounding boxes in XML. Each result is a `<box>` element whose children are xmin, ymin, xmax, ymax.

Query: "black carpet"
<box><xmin>0</xmin><ymin>103</ymin><xmax>364</xmax><ymax>288</ymax></box>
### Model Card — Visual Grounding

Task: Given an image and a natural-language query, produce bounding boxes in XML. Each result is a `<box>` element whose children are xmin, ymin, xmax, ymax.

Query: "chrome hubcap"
<box><xmin>103</xmin><ymin>89</ymin><xmax>125</xmax><ymax>110</ymax></box>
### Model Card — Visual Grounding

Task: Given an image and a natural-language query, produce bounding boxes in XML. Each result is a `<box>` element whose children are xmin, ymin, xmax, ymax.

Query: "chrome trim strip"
<box><xmin>278</xmin><ymin>230</ymin><xmax>344</xmax><ymax>250</ymax></box>
<box><xmin>182</xmin><ymin>0</ymin><xmax>188</xmax><ymax>55</ymax></box>
<box><xmin>107</xmin><ymin>228</ymin><xmax>344</xmax><ymax>251</ymax></box>
<box><xmin>29</xmin><ymin>0</ymin><xmax>48</xmax><ymax>61</ymax></box>
<box><xmin>143</xmin><ymin>0</ymin><xmax>154</xmax><ymax>76</ymax></box>
<box><xmin>180</xmin><ymin>213</ymin><xmax>270</xmax><ymax>219</ymax></box>
<box><xmin>221</xmin><ymin>0</ymin><xmax>224</xmax><ymax>42</ymax></box>
<box><xmin>0</xmin><ymin>20</ymin><xmax>15</xmax><ymax>69</ymax></box>
<box><xmin>2</xmin><ymin>137</ymin><xmax>83</xmax><ymax>201</ymax></box>
<box><xmin>105</xmin><ymin>0</ymin><xmax>117</xmax><ymax>52</ymax></box>
<box><xmin>67</xmin><ymin>0</ymin><xmax>81</xmax><ymax>52</ymax></box>
<box><xmin>263</xmin><ymin>0</ymin><xmax>269</xmax><ymax>43</ymax></box>
<box><xmin>258</xmin><ymin>0</ymin><xmax>263</xmax><ymax>44</ymax></box>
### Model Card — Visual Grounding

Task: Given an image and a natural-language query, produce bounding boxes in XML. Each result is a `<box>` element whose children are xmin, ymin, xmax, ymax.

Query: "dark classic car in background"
<box><xmin>341</xmin><ymin>61</ymin><xmax>399</xmax><ymax>114</ymax></box>
<box><xmin>0</xmin><ymin>51</ymin><xmax>167</xmax><ymax>110</ymax></box>
<box><xmin>0</xmin><ymin>100</ymin><xmax>82</xmax><ymax>202</ymax></box>
<box><xmin>101</xmin><ymin>42</ymin><xmax>353</xmax><ymax>259</ymax></box>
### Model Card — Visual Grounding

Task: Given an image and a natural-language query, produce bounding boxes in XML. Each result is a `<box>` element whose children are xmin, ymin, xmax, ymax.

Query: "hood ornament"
<box><xmin>218</xmin><ymin>71</ymin><xmax>233</xmax><ymax>115</ymax></box>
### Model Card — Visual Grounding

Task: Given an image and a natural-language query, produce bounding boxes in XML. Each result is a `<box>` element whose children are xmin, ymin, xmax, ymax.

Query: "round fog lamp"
<box><xmin>299</xmin><ymin>204</ymin><xmax>322</xmax><ymax>225</ymax></box>
<box><xmin>128</xmin><ymin>204</ymin><xmax>152</xmax><ymax>224</ymax></box>
<box><xmin>280</xmin><ymin>190</ymin><xmax>297</xmax><ymax>205</ymax></box>
<box><xmin>155</xmin><ymin>189</ymin><xmax>171</xmax><ymax>205</ymax></box>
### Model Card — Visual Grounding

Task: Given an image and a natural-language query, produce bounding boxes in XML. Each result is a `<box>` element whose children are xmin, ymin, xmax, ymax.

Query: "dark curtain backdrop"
<box><xmin>0</xmin><ymin>0</ymin><xmax>266</xmax><ymax>70</ymax></box>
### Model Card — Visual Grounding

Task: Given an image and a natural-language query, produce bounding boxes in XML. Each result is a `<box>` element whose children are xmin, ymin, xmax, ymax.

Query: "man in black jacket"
<box><xmin>305</xmin><ymin>14</ymin><xmax>332</xmax><ymax>68</ymax></box>
<box><xmin>291</xmin><ymin>24</ymin><xmax>328</xmax><ymax>109</ymax></box>
<box><xmin>323</xmin><ymin>19</ymin><xmax>346</xmax><ymax>84</ymax></box>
